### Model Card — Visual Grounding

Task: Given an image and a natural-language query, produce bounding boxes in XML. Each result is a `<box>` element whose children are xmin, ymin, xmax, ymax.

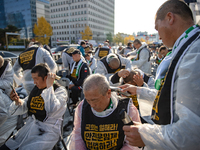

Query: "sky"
<box><xmin>114</xmin><ymin>0</ymin><xmax>167</xmax><ymax>35</ymax></box>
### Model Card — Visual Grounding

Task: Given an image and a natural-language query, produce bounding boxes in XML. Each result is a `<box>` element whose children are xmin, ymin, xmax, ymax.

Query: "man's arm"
<box><xmin>0</xmin><ymin>62</ymin><xmax>14</xmax><ymax>92</ymax></box>
<box><xmin>41</xmin><ymin>48</ymin><xmax>57</xmax><ymax>73</ymax></box>
<box><xmin>69</xmin><ymin>100</ymin><xmax>87</xmax><ymax>150</ymax></box>
<box><xmin>119</xmin><ymin>55</ymin><xmax>132</xmax><ymax>70</ymax></box>
<box><xmin>13</xmin><ymin>58</ymin><xmax>23</xmax><ymax>79</ymax></box>
<box><xmin>62</xmin><ymin>52</ymin><xmax>70</xmax><ymax>69</ymax></box>
<box><xmin>41</xmin><ymin>73</ymin><xmax>67</xmax><ymax>116</ymax></box>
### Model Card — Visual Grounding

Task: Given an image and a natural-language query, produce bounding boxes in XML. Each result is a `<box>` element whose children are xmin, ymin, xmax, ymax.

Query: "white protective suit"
<box><xmin>0</xmin><ymin>61</ymin><xmax>13</xmax><ymax>95</ymax></box>
<box><xmin>131</xmin><ymin>43</ymin><xmax>151</xmax><ymax>74</ymax></box>
<box><xmin>86</xmin><ymin>56</ymin><xmax>97</xmax><ymax>73</ymax></box>
<box><xmin>13</xmin><ymin>45</ymin><xmax>57</xmax><ymax>94</ymax></box>
<box><xmin>5</xmin><ymin>85</ymin><xmax>67</xmax><ymax>150</ymax></box>
<box><xmin>69</xmin><ymin>93</ymin><xmax>140</xmax><ymax>150</ymax></box>
<box><xmin>138</xmin><ymin>33</ymin><xmax>200</xmax><ymax>149</ymax></box>
<box><xmin>0</xmin><ymin>90</ymin><xmax>17</xmax><ymax>146</ymax></box>
<box><xmin>95</xmin><ymin>53</ymin><xmax>132</xmax><ymax>80</ymax></box>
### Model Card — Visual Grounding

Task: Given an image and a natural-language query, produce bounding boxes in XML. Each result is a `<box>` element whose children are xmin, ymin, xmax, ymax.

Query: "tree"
<box><xmin>140</xmin><ymin>38</ymin><xmax>146</xmax><ymax>42</ymax></box>
<box><xmin>80</xmin><ymin>26</ymin><xmax>93</xmax><ymax>40</ymax></box>
<box><xmin>124</xmin><ymin>35</ymin><xmax>135</xmax><ymax>45</ymax></box>
<box><xmin>113</xmin><ymin>32</ymin><xmax>124</xmax><ymax>45</ymax></box>
<box><xmin>33</xmin><ymin>16</ymin><xmax>53</xmax><ymax>45</ymax></box>
<box><xmin>0</xmin><ymin>25</ymin><xmax>21</xmax><ymax>49</ymax></box>
<box><xmin>106</xmin><ymin>32</ymin><xmax>113</xmax><ymax>43</ymax></box>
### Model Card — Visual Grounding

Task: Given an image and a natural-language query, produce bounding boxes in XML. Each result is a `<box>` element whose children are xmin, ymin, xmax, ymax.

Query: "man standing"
<box><xmin>121</xmin><ymin>1</ymin><xmax>200</xmax><ymax>149</ymax></box>
<box><xmin>68</xmin><ymin>49</ymin><xmax>90</xmax><ymax>105</ymax></box>
<box><xmin>69</xmin><ymin>74</ymin><xmax>140</xmax><ymax>150</ymax></box>
<box><xmin>13</xmin><ymin>42</ymin><xmax>57</xmax><ymax>94</ymax></box>
<box><xmin>131</xmin><ymin>40</ymin><xmax>151</xmax><ymax>74</ymax></box>
<box><xmin>120</xmin><ymin>42</ymin><xmax>133</xmax><ymax>57</ymax></box>
<box><xmin>0</xmin><ymin>63</ymin><xmax>67</xmax><ymax>150</ymax></box>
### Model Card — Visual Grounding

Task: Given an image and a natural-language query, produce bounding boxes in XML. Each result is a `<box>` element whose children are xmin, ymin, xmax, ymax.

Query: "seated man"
<box><xmin>119</xmin><ymin>42</ymin><xmax>133</xmax><ymax>57</ymax></box>
<box><xmin>0</xmin><ymin>63</ymin><xmax>67</xmax><ymax>150</ymax></box>
<box><xmin>0</xmin><ymin>90</ymin><xmax>17</xmax><ymax>147</ymax></box>
<box><xmin>85</xmin><ymin>53</ymin><xmax>97</xmax><ymax>74</ymax></box>
<box><xmin>68</xmin><ymin>49</ymin><xmax>90</xmax><ymax>105</ymax></box>
<box><xmin>95</xmin><ymin>53</ymin><xmax>131</xmax><ymax>80</ymax></box>
<box><xmin>62</xmin><ymin>47</ymin><xmax>86</xmax><ymax>71</ymax></box>
<box><xmin>94</xmin><ymin>42</ymin><xmax>112</xmax><ymax>60</ymax></box>
<box><xmin>0</xmin><ymin>56</ymin><xmax>14</xmax><ymax>95</ymax></box>
<box><xmin>69</xmin><ymin>74</ymin><xmax>140</xmax><ymax>150</ymax></box>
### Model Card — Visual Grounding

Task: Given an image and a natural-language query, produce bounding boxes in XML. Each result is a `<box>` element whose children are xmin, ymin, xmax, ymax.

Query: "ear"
<box><xmin>107</xmin><ymin>89</ymin><xmax>111</xmax><ymax>98</ymax></box>
<box><xmin>166</xmin><ymin>12</ymin><xmax>175</xmax><ymax>25</ymax></box>
<box><xmin>44</xmin><ymin>75</ymin><xmax>48</xmax><ymax>81</ymax></box>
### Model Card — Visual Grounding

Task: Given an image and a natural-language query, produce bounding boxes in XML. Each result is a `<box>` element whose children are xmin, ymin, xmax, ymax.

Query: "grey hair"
<box><xmin>104</xmin><ymin>42</ymin><xmax>109</xmax><ymax>46</ymax></box>
<box><xmin>0</xmin><ymin>56</ymin><xmax>4</xmax><ymax>68</ymax></box>
<box><xmin>83</xmin><ymin>74</ymin><xmax>110</xmax><ymax>96</ymax></box>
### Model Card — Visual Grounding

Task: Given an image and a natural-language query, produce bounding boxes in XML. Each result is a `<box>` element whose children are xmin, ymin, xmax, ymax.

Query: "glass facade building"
<box><xmin>0</xmin><ymin>0</ymin><xmax>49</xmax><ymax>39</ymax></box>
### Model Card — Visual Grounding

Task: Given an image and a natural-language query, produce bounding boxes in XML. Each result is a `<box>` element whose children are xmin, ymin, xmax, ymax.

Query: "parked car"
<box><xmin>0</xmin><ymin>51</ymin><xmax>18</xmax><ymax>59</ymax></box>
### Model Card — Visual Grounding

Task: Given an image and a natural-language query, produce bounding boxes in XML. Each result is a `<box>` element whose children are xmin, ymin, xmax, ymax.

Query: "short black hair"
<box><xmin>133</xmin><ymin>39</ymin><xmax>141</xmax><ymax>45</ymax></box>
<box><xmin>31</xmin><ymin>63</ymin><xmax>50</xmax><ymax>80</ymax></box>
<box><xmin>159</xmin><ymin>46</ymin><xmax>167</xmax><ymax>53</ymax></box>
<box><xmin>127</xmin><ymin>42</ymin><xmax>132</xmax><ymax>47</ymax></box>
<box><xmin>80</xmin><ymin>41</ymin><xmax>86</xmax><ymax>46</ymax></box>
<box><xmin>156</xmin><ymin>0</ymin><xmax>193</xmax><ymax>21</ymax></box>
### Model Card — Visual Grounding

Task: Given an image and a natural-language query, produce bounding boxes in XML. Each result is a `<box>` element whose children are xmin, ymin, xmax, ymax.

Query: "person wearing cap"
<box><xmin>13</xmin><ymin>42</ymin><xmax>57</xmax><ymax>94</ymax></box>
<box><xmin>94</xmin><ymin>42</ymin><xmax>112</xmax><ymax>60</ymax></box>
<box><xmin>62</xmin><ymin>47</ymin><xmax>86</xmax><ymax>71</ymax></box>
<box><xmin>68</xmin><ymin>49</ymin><xmax>90</xmax><ymax>105</ymax></box>
<box><xmin>69</xmin><ymin>74</ymin><xmax>140</xmax><ymax>150</ymax></box>
<box><xmin>95</xmin><ymin>53</ymin><xmax>131</xmax><ymax>80</ymax></box>
<box><xmin>0</xmin><ymin>63</ymin><xmax>67</xmax><ymax>150</ymax></box>
<box><xmin>0</xmin><ymin>56</ymin><xmax>14</xmax><ymax>96</ymax></box>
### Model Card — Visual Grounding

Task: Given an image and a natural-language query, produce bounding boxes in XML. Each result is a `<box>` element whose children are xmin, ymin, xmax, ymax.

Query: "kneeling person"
<box><xmin>69</xmin><ymin>74</ymin><xmax>140</xmax><ymax>150</ymax></box>
<box><xmin>0</xmin><ymin>63</ymin><xmax>67</xmax><ymax>150</ymax></box>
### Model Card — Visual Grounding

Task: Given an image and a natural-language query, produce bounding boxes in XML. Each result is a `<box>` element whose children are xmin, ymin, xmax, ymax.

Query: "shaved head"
<box><xmin>156</xmin><ymin>0</ymin><xmax>193</xmax><ymax>21</ymax></box>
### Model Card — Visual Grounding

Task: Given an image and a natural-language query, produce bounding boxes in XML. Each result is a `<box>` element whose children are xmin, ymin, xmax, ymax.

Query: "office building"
<box><xmin>50</xmin><ymin>0</ymin><xmax>115</xmax><ymax>46</ymax></box>
<box><xmin>0</xmin><ymin>0</ymin><xmax>50</xmax><ymax>39</ymax></box>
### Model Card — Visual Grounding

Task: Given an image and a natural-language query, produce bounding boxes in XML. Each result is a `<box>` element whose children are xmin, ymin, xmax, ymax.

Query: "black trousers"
<box><xmin>71</xmin><ymin>86</ymin><xmax>82</xmax><ymax>104</ymax></box>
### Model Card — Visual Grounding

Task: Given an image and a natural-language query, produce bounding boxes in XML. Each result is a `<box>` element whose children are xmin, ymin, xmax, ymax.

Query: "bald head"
<box><xmin>156</xmin><ymin>0</ymin><xmax>193</xmax><ymax>22</ymax></box>
<box><xmin>0</xmin><ymin>56</ymin><xmax>4</xmax><ymax>68</ymax></box>
<box><xmin>108</xmin><ymin>57</ymin><xmax>120</xmax><ymax>69</ymax></box>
